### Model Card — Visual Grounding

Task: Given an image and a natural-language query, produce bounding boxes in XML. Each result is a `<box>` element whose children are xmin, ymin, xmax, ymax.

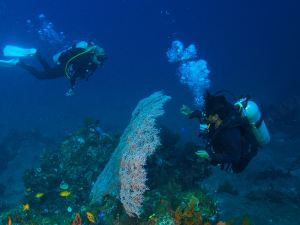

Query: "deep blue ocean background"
<box><xmin>0</xmin><ymin>0</ymin><xmax>300</xmax><ymax>223</ymax></box>
<box><xmin>0</xmin><ymin>0</ymin><xmax>299</xmax><ymax>137</ymax></box>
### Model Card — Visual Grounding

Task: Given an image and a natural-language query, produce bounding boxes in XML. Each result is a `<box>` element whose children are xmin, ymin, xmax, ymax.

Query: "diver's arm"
<box><xmin>65</xmin><ymin>78</ymin><xmax>76</xmax><ymax>96</ymax></box>
<box><xmin>180</xmin><ymin>105</ymin><xmax>204</xmax><ymax>120</ymax></box>
<box><xmin>189</xmin><ymin>110</ymin><xmax>203</xmax><ymax>121</ymax></box>
<box><xmin>70</xmin><ymin>76</ymin><xmax>77</xmax><ymax>89</ymax></box>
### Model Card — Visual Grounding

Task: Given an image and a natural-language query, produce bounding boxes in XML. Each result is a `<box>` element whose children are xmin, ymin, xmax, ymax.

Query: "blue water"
<box><xmin>0</xmin><ymin>0</ymin><xmax>298</xmax><ymax>137</ymax></box>
<box><xmin>0</xmin><ymin>0</ymin><xmax>299</xmax><ymax>223</ymax></box>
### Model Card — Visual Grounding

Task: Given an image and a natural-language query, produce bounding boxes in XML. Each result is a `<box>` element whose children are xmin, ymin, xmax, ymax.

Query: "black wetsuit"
<box><xmin>190</xmin><ymin>108</ymin><xmax>259</xmax><ymax>173</ymax></box>
<box><xmin>18</xmin><ymin>45</ymin><xmax>98</xmax><ymax>89</ymax></box>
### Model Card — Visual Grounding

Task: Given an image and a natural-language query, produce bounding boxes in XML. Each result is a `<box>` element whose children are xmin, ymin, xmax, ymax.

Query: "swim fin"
<box><xmin>3</xmin><ymin>45</ymin><xmax>37</xmax><ymax>57</ymax></box>
<box><xmin>0</xmin><ymin>58</ymin><xmax>20</xmax><ymax>67</ymax></box>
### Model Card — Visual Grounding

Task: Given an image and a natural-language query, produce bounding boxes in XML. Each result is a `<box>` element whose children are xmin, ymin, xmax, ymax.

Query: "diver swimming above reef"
<box><xmin>0</xmin><ymin>41</ymin><xmax>107</xmax><ymax>96</ymax></box>
<box><xmin>181</xmin><ymin>91</ymin><xmax>270</xmax><ymax>173</ymax></box>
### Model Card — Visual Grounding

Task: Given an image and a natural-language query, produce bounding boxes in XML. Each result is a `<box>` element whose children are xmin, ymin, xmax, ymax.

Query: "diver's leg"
<box><xmin>35</xmin><ymin>52</ymin><xmax>51</xmax><ymax>71</ymax></box>
<box><xmin>232</xmin><ymin>146</ymin><xmax>258</xmax><ymax>173</ymax></box>
<box><xmin>17</xmin><ymin>60</ymin><xmax>48</xmax><ymax>79</ymax></box>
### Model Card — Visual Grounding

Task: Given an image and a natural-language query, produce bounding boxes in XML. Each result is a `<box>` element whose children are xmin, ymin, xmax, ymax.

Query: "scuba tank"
<box><xmin>235</xmin><ymin>98</ymin><xmax>270</xmax><ymax>146</ymax></box>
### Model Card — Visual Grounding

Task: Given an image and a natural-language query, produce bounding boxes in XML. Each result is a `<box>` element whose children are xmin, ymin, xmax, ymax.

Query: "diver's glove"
<box><xmin>195</xmin><ymin>150</ymin><xmax>210</xmax><ymax>160</ymax></box>
<box><xmin>65</xmin><ymin>88</ymin><xmax>75</xmax><ymax>97</ymax></box>
<box><xmin>180</xmin><ymin>105</ymin><xmax>193</xmax><ymax>117</ymax></box>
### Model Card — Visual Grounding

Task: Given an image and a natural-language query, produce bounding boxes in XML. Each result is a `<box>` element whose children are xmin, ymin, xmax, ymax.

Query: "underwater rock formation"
<box><xmin>147</xmin><ymin>136</ymin><xmax>212</xmax><ymax>191</ymax></box>
<box><xmin>0</xmin><ymin>129</ymin><xmax>55</xmax><ymax>173</ymax></box>
<box><xmin>264</xmin><ymin>95</ymin><xmax>300</xmax><ymax>138</ymax></box>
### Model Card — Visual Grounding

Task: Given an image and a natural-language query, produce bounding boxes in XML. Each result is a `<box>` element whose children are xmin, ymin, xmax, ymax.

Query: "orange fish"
<box><xmin>242</xmin><ymin>216</ymin><xmax>251</xmax><ymax>225</ymax></box>
<box><xmin>7</xmin><ymin>216</ymin><xmax>12</xmax><ymax>225</ymax></box>
<box><xmin>217</xmin><ymin>222</ymin><xmax>226</xmax><ymax>225</ymax></box>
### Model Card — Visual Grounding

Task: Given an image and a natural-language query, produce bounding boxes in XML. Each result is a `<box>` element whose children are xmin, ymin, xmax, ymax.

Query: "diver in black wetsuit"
<box><xmin>181</xmin><ymin>92</ymin><xmax>259</xmax><ymax>173</ymax></box>
<box><xmin>13</xmin><ymin>41</ymin><xmax>106</xmax><ymax>96</ymax></box>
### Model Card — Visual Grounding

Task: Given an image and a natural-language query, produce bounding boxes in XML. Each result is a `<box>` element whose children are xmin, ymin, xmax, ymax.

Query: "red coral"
<box><xmin>72</xmin><ymin>214</ymin><xmax>82</xmax><ymax>225</ymax></box>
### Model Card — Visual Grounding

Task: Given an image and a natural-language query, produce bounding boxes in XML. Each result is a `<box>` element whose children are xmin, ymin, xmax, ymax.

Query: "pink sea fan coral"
<box><xmin>90</xmin><ymin>91</ymin><xmax>171</xmax><ymax>217</ymax></box>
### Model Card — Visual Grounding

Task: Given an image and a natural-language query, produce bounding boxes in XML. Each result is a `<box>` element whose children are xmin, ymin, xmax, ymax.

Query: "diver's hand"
<box><xmin>65</xmin><ymin>88</ymin><xmax>75</xmax><ymax>97</ymax></box>
<box><xmin>180</xmin><ymin>105</ymin><xmax>193</xmax><ymax>117</ymax></box>
<box><xmin>195</xmin><ymin>150</ymin><xmax>210</xmax><ymax>160</ymax></box>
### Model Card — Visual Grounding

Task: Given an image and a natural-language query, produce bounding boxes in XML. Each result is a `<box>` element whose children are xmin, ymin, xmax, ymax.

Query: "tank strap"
<box><xmin>255</xmin><ymin>114</ymin><xmax>264</xmax><ymax>128</ymax></box>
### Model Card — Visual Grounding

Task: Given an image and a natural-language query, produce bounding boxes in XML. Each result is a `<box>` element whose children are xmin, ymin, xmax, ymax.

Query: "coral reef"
<box><xmin>147</xmin><ymin>136</ymin><xmax>212</xmax><ymax>191</ymax></box>
<box><xmin>0</xmin><ymin>104</ymin><xmax>250</xmax><ymax>224</ymax></box>
<box><xmin>0</xmin><ymin>117</ymin><xmax>220</xmax><ymax>225</ymax></box>
<box><xmin>19</xmin><ymin>118</ymin><xmax>117</xmax><ymax>220</ymax></box>
<box><xmin>174</xmin><ymin>192</ymin><xmax>216</xmax><ymax>225</ymax></box>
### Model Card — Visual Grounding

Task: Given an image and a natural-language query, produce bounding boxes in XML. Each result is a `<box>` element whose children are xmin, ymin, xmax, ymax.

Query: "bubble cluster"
<box><xmin>166</xmin><ymin>40</ymin><xmax>197</xmax><ymax>63</ymax></box>
<box><xmin>167</xmin><ymin>40</ymin><xmax>210</xmax><ymax>108</ymax></box>
<box><xmin>26</xmin><ymin>14</ymin><xmax>66</xmax><ymax>45</ymax></box>
<box><xmin>179</xmin><ymin>60</ymin><xmax>210</xmax><ymax>106</ymax></box>
<box><xmin>37</xmin><ymin>14</ymin><xmax>65</xmax><ymax>44</ymax></box>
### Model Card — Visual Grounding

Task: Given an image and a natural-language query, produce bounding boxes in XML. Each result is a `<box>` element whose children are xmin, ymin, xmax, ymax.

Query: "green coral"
<box><xmin>22</xmin><ymin>118</ymin><xmax>117</xmax><ymax>216</ymax></box>
<box><xmin>156</xmin><ymin>214</ymin><xmax>176</xmax><ymax>225</ymax></box>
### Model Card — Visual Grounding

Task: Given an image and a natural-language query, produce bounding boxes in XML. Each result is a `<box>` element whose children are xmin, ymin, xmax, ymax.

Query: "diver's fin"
<box><xmin>3</xmin><ymin>45</ymin><xmax>37</xmax><ymax>57</ymax></box>
<box><xmin>0</xmin><ymin>58</ymin><xmax>20</xmax><ymax>67</ymax></box>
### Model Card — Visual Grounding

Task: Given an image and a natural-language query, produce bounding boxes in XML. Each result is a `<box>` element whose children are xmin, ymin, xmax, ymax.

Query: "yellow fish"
<box><xmin>7</xmin><ymin>216</ymin><xmax>12</xmax><ymax>225</ymax></box>
<box><xmin>149</xmin><ymin>213</ymin><xmax>156</xmax><ymax>219</ymax></box>
<box><xmin>23</xmin><ymin>203</ymin><xmax>30</xmax><ymax>211</ymax></box>
<box><xmin>86</xmin><ymin>211</ymin><xmax>96</xmax><ymax>223</ymax></box>
<box><xmin>59</xmin><ymin>191</ymin><xmax>71</xmax><ymax>197</ymax></box>
<box><xmin>35</xmin><ymin>192</ymin><xmax>45</xmax><ymax>198</ymax></box>
<box><xmin>25</xmin><ymin>187</ymin><xmax>32</xmax><ymax>192</ymax></box>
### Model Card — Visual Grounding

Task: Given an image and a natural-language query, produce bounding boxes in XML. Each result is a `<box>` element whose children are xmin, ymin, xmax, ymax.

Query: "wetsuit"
<box><xmin>18</xmin><ymin>45</ymin><xmax>98</xmax><ymax>89</ymax></box>
<box><xmin>190</xmin><ymin>106</ymin><xmax>259</xmax><ymax>173</ymax></box>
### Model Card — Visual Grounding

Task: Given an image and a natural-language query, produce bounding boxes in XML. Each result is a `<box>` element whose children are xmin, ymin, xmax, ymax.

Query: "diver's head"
<box><xmin>207</xmin><ymin>113</ymin><xmax>222</xmax><ymax>128</ymax></box>
<box><xmin>204</xmin><ymin>91</ymin><xmax>230</xmax><ymax>120</ymax></box>
<box><xmin>93</xmin><ymin>46</ymin><xmax>107</xmax><ymax>65</ymax></box>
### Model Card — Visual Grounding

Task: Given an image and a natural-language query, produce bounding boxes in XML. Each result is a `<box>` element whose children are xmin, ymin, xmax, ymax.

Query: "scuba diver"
<box><xmin>181</xmin><ymin>91</ymin><xmax>270</xmax><ymax>173</ymax></box>
<box><xmin>0</xmin><ymin>41</ymin><xmax>107</xmax><ymax>96</ymax></box>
